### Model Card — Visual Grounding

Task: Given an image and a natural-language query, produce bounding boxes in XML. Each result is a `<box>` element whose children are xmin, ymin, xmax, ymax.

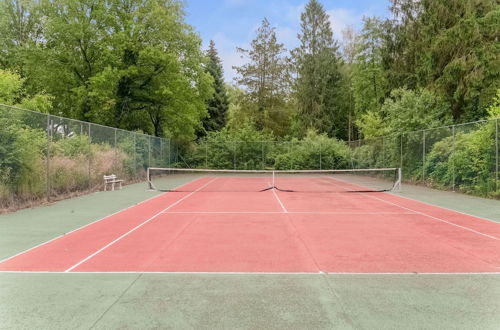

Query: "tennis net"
<box><xmin>147</xmin><ymin>168</ymin><xmax>402</xmax><ymax>193</ymax></box>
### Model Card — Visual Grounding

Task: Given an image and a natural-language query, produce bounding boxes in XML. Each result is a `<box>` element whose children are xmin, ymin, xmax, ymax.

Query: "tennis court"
<box><xmin>1</xmin><ymin>169</ymin><xmax>498</xmax><ymax>274</ymax></box>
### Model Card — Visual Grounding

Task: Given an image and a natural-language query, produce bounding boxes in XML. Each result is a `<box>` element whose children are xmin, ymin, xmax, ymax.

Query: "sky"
<box><xmin>184</xmin><ymin>0</ymin><xmax>391</xmax><ymax>82</ymax></box>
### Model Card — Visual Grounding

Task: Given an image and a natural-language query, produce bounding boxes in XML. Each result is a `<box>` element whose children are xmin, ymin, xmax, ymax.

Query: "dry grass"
<box><xmin>0</xmin><ymin>148</ymin><xmax>142</xmax><ymax>214</ymax></box>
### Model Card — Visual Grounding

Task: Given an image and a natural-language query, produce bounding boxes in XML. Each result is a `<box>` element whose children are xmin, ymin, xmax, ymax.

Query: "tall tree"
<box><xmin>233</xmin><ymin>18</ymin><xmax>291</xmax><ymax>133</ymax></box>
<box><xmin>340</xmin><ymin>26</ymin><xmax>360</xmax><ymax>141</ymax></box>
<box><xmin>352</xmin><ymin>17</ymin><xmax>387</xmax><ymax>117</ymax></box>
<box><xmin>199</xmin><ymin>40</ymin><xmax>229</xmax><ymax>137</ymax></box>
<box><xmin>6</xmin><ymin>0</ymin><xmax>213</xmax><ymax>140</ymax></box>
<box><xmin>0</xmin><ymin>0</ymin><xmax>43</xmax><ymax>72</ymax></box>
<box><xmin>416</xmin><ymin>0</ymin><xmax>499</xmax><ymax>121</ymax></box>
<box><xmin>293</xmin><ymin>0</ymin><xmax>345</xmax><ymax>138</ymax></box>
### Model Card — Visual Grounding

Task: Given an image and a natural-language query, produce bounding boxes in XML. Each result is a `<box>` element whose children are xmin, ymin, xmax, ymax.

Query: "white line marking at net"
<box><xmin>270</xmin><ymin>184</ymin><xmax>288</xmax><ymax>213</ymax></box>
<box><xmin>64</xmin><ymin>178</ymin><xmax>218</xmax><ymax>273</ymax></box>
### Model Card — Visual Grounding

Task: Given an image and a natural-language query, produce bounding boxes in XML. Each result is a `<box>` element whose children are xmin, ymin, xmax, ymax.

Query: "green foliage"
<box><xmin>0</xmin><ymin>69</ymin><xmax>23</xmax><ymax>104</ymax></box>
<box><xmin>294</xmin><ymin>0</ymin><xmax>345</xmax><ymax>139</ymax></box>
<box><xmin>351</xmin><ymin>17</ymin><xmax>387</xmax><ymax>116</ymax></box>
<box><xmin>53</xmin><ymin>135</ymin><xmax>92</xmax><ymax>158</ymax></box>
<box><xmin>274</xmin><ymin>131</ymin><xmax>349</xmax><ymax>170</ymax></box>
<box><xmin>425</xmin><ymin>122</ymin><xmax>498</xmax><ymax>198</ymax></box>
<box><xmin>0</xmin><ymin>68</ymin><xmax>53</xmax><ymax>113</ymax></box>
<box><xmin>358</xmin><ymin>88</ymin><xmax>451</xmax><ymax>138</ymax></box>
<box><xmin>487</xmin><ymin>90</ymin><xmax>500</xmax><ymax>118</ymax></box>
<box><xmin>188</xmin><ymin>123</ymin><xmax>273</xmax><ymax>169</ymax></box>
<box><xmin>234</xmin><ymin>18</ymin><xmax>292</xmax><ymax>134</ymax></box>
<box><xmin>200</xmin><ymin>40</ymin><xmax>229</xmax><ymax>137</ymax></box>
<box><xmin>1</xmin><ymin>0</ymin><xmax>212</xmax><ymax>141</ymax></box>
<box><xmin>355</xmin><ymin>111</ymin><xmax>389</xmax><ymax>139</ymax></box>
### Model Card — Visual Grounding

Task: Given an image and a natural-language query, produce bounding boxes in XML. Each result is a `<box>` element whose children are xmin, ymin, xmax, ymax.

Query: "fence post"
<box><xmin>319</xmin><ymin>142</ymin><xmax>322</xmax><ymax>170</ymax></box>
<box><xmin>168</xmin><ymin>139</ymin><xmax>171</xmax><ymax>167</ymax></box>
<box><xmin>233</xmin><ymin>141</ymin><xmax>237</xmax><ymax>170</ymax></box>
<box><xmin>114</xmin><ymin>128</ymin><xmax>117</xmax><ymax>172</ymax></box>
<box><xmin>422</xmin><ymin>131</ymin><xmax>426</xmax><ymax>183</ymax></box>
<box><xmin>133</xmin><ymin>133</ymin><xmax>137</xmax><ymax>177</ymax></box>
<box><xmin>160</xmin><ymin>138</ymin><xmax>163</xmax><ymax>167</ymax></box>
<box><xmin>46</xmin><ymin>114</ymin><xmax>51</xmax><ymax>202</ymax></box>
<box><xmin>496</xmin><ymin>119</ymin><xmax>499</xmax><ymax>193</ymax></box>
<box><xmin>261</xmin><ymin>142</ymin><xmax>265</xmax><ymax>169</ymax></box>
<box><xmin>400</xmin><ymin>134</ymin><xmax>403</xmax><ymax>171</ymax></box>
<box><xmin>148</xmin><ymin>136</ymin><xmax>151</xmax><ymax>168</ymax></box>
<box><xmin>452</xmin><ymin>125</ymin><xmax>456</xmax><ymax>192</ymax></box>
<box><xmin>382</xmin><ymin>136</ymin><xmax>385</xmax><ymax>168</ymax></box>
<box><xmin>88</xmin><ymin>124</ymin><xmax>92</xmax><ymax>188</ymax></box>
<box><xmin>205</xmin><ymin>141</ymin><xmax>208</xmax><ymax>168</ymax></box>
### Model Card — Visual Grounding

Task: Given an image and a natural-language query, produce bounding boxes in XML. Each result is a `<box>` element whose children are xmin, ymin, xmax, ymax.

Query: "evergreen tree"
<box><xmin>352</xmin><ymin>17</ymin><xmax>387</xmax><ymax>116</ymax></box>
<box><xmin>233</xmin><ymin>18</ymin><xmax>291</xmax><ymax>132</ymax></box>
<box><xmin>293</xmin><ymin>0</ymin><xmax>345</xmax><ymax>138</ymax></box>
<box><xmin>200</xmin><ymin>40</ymin><xmax>229</xmax><ymax>137</ymax></box>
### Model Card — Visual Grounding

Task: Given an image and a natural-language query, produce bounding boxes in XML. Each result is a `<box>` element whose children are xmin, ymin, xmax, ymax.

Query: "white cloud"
<box><xmin>326</xmin><ymin>8</ymin><xmax>362</xmax><ymax>38</ymax></box>
<box><xmin>210</xmin><ymin>33</ymin><xmax>248</xmax><ymax>82</ymax></box>
<box><xmin>284</xmin><ymin>3</ymin><xmax>305</xmax><ymax>23</ymax></box>
<box><xmin>276</xmin><ymin>26</ymin><xmax>298</xmax><ymax>49</ymax></box>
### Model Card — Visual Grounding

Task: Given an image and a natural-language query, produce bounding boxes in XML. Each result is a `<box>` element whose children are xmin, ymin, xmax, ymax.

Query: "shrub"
<box><xmin>274</xmin><ymin>131</ymin><xmax>349</xmax><ymax>170</ymax></box>
<box><xmin>424</xmin><ymin>121</ymin><xmax>498</xmax><ymax>198</ymax></box>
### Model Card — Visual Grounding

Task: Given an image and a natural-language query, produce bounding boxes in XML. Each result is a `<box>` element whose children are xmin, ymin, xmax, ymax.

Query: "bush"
<box><xmin>187</xmin><ymin>123</ymin><xmax>274</xmax><ymax>169</ymax></box>
<box><xmin>424</xmin><ymin>122</ymin><xmax>499</xmax><ymax>198</ymax></box>
<box><xmin>274</xmin><ymin>131</ymin><xmax>349</xmax><ymax>170</ymax></box>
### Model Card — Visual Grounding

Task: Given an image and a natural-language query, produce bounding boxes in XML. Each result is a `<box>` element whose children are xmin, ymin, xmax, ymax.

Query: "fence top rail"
<box><xmin>348</xmin><ymin>117</ymin><xmax>500</xmax><ymax>144</ymax></box>
<box><xmin>0</xmin><ymin>103</ymin><xmax>171</xmax><ymax>141</ymax></box>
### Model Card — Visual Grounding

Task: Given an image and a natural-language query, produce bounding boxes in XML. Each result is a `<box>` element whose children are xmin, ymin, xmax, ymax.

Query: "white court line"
<box><xmin>1</xmin><ymin>270</ymin><xmax>499</xmax><ymax>275</ymax></box>
<box><xmin>64</xmin><ymin>178</ymin><xmax>218</xmax><ymax>272</ymax></box>
<box><xmin>161</xmin><ymin>211</ymin><xmax>415</xmax><ymax>215</ymax></box>
<box><xmin>329</xmin><ymin>177</ymin><xmax>499</xmax><ymax>241</ymax></box>
<box><xmin>270</xmin><ymin>185</ymin><xmax>288</xmax><ymax>213</ymax></box>
<box><xmin>0</xmin><ymin>189</ymin><xmax>170</xmax><ymax>265</ymax></box>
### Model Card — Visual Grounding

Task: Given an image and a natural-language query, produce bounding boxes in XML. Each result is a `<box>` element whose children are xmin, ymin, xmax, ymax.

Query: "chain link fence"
<box><xmin>348</xmin><ymin>119</ymin><xmax>499</xmax><ymax>198</ymax></box>
<box><xmin>184</xmin><ymin>119</ymin><xmax>499</xmax><ymax>199</ymax></box>
<box><xmin>0</xmin><ymin>104</ymin><xmax>178</xmax><ymax>211</ymax></box>
<box><xmin>2</xmin><ymin>103</ymin><xmax>498</xmax><ymax>210</ymax></box>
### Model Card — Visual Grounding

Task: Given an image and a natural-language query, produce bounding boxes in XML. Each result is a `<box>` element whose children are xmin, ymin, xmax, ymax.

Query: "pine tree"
<box><xmin>233</xmin><ymin>18</ymin><xmax>291</xmax><ymax>131</ymax></box>
<box><xmin>293</xmin><ymin>0</ymin><xmax>345</xmax><ymax>138</ymax></box>
<box><xmin>201</xmin><ymin>40</ymin><xmax>229</xmax><ymax>137</ymax></box>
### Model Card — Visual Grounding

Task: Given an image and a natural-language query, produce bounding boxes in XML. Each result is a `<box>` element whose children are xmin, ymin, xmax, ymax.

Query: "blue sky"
<box><xmin>185</xmin><ymin>0</ymin><xmax>390</xmax><ymax>82</ymax></box>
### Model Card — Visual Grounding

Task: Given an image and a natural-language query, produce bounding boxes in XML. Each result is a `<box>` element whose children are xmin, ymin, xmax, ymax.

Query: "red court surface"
<box><xmin>0</xmin><ymin>177</ymin><xmax>499</xmax><ymax>273</ymax></box>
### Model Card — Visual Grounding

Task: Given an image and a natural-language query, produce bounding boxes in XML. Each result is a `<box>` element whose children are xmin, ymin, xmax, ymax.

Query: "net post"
<box><xmin>146</xmin><ymin>167</ymin><xmax>155</xmax><ymax>191</ymax></box>
<box><xmin>393</xmin><ymin>168</ymin><xmax>402</xmax><ymax>192</ymax></box>
<box><xmin>272</xmin><ymin>170</ymin><xmax>275</xmax><ymax>188</ymax></box>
